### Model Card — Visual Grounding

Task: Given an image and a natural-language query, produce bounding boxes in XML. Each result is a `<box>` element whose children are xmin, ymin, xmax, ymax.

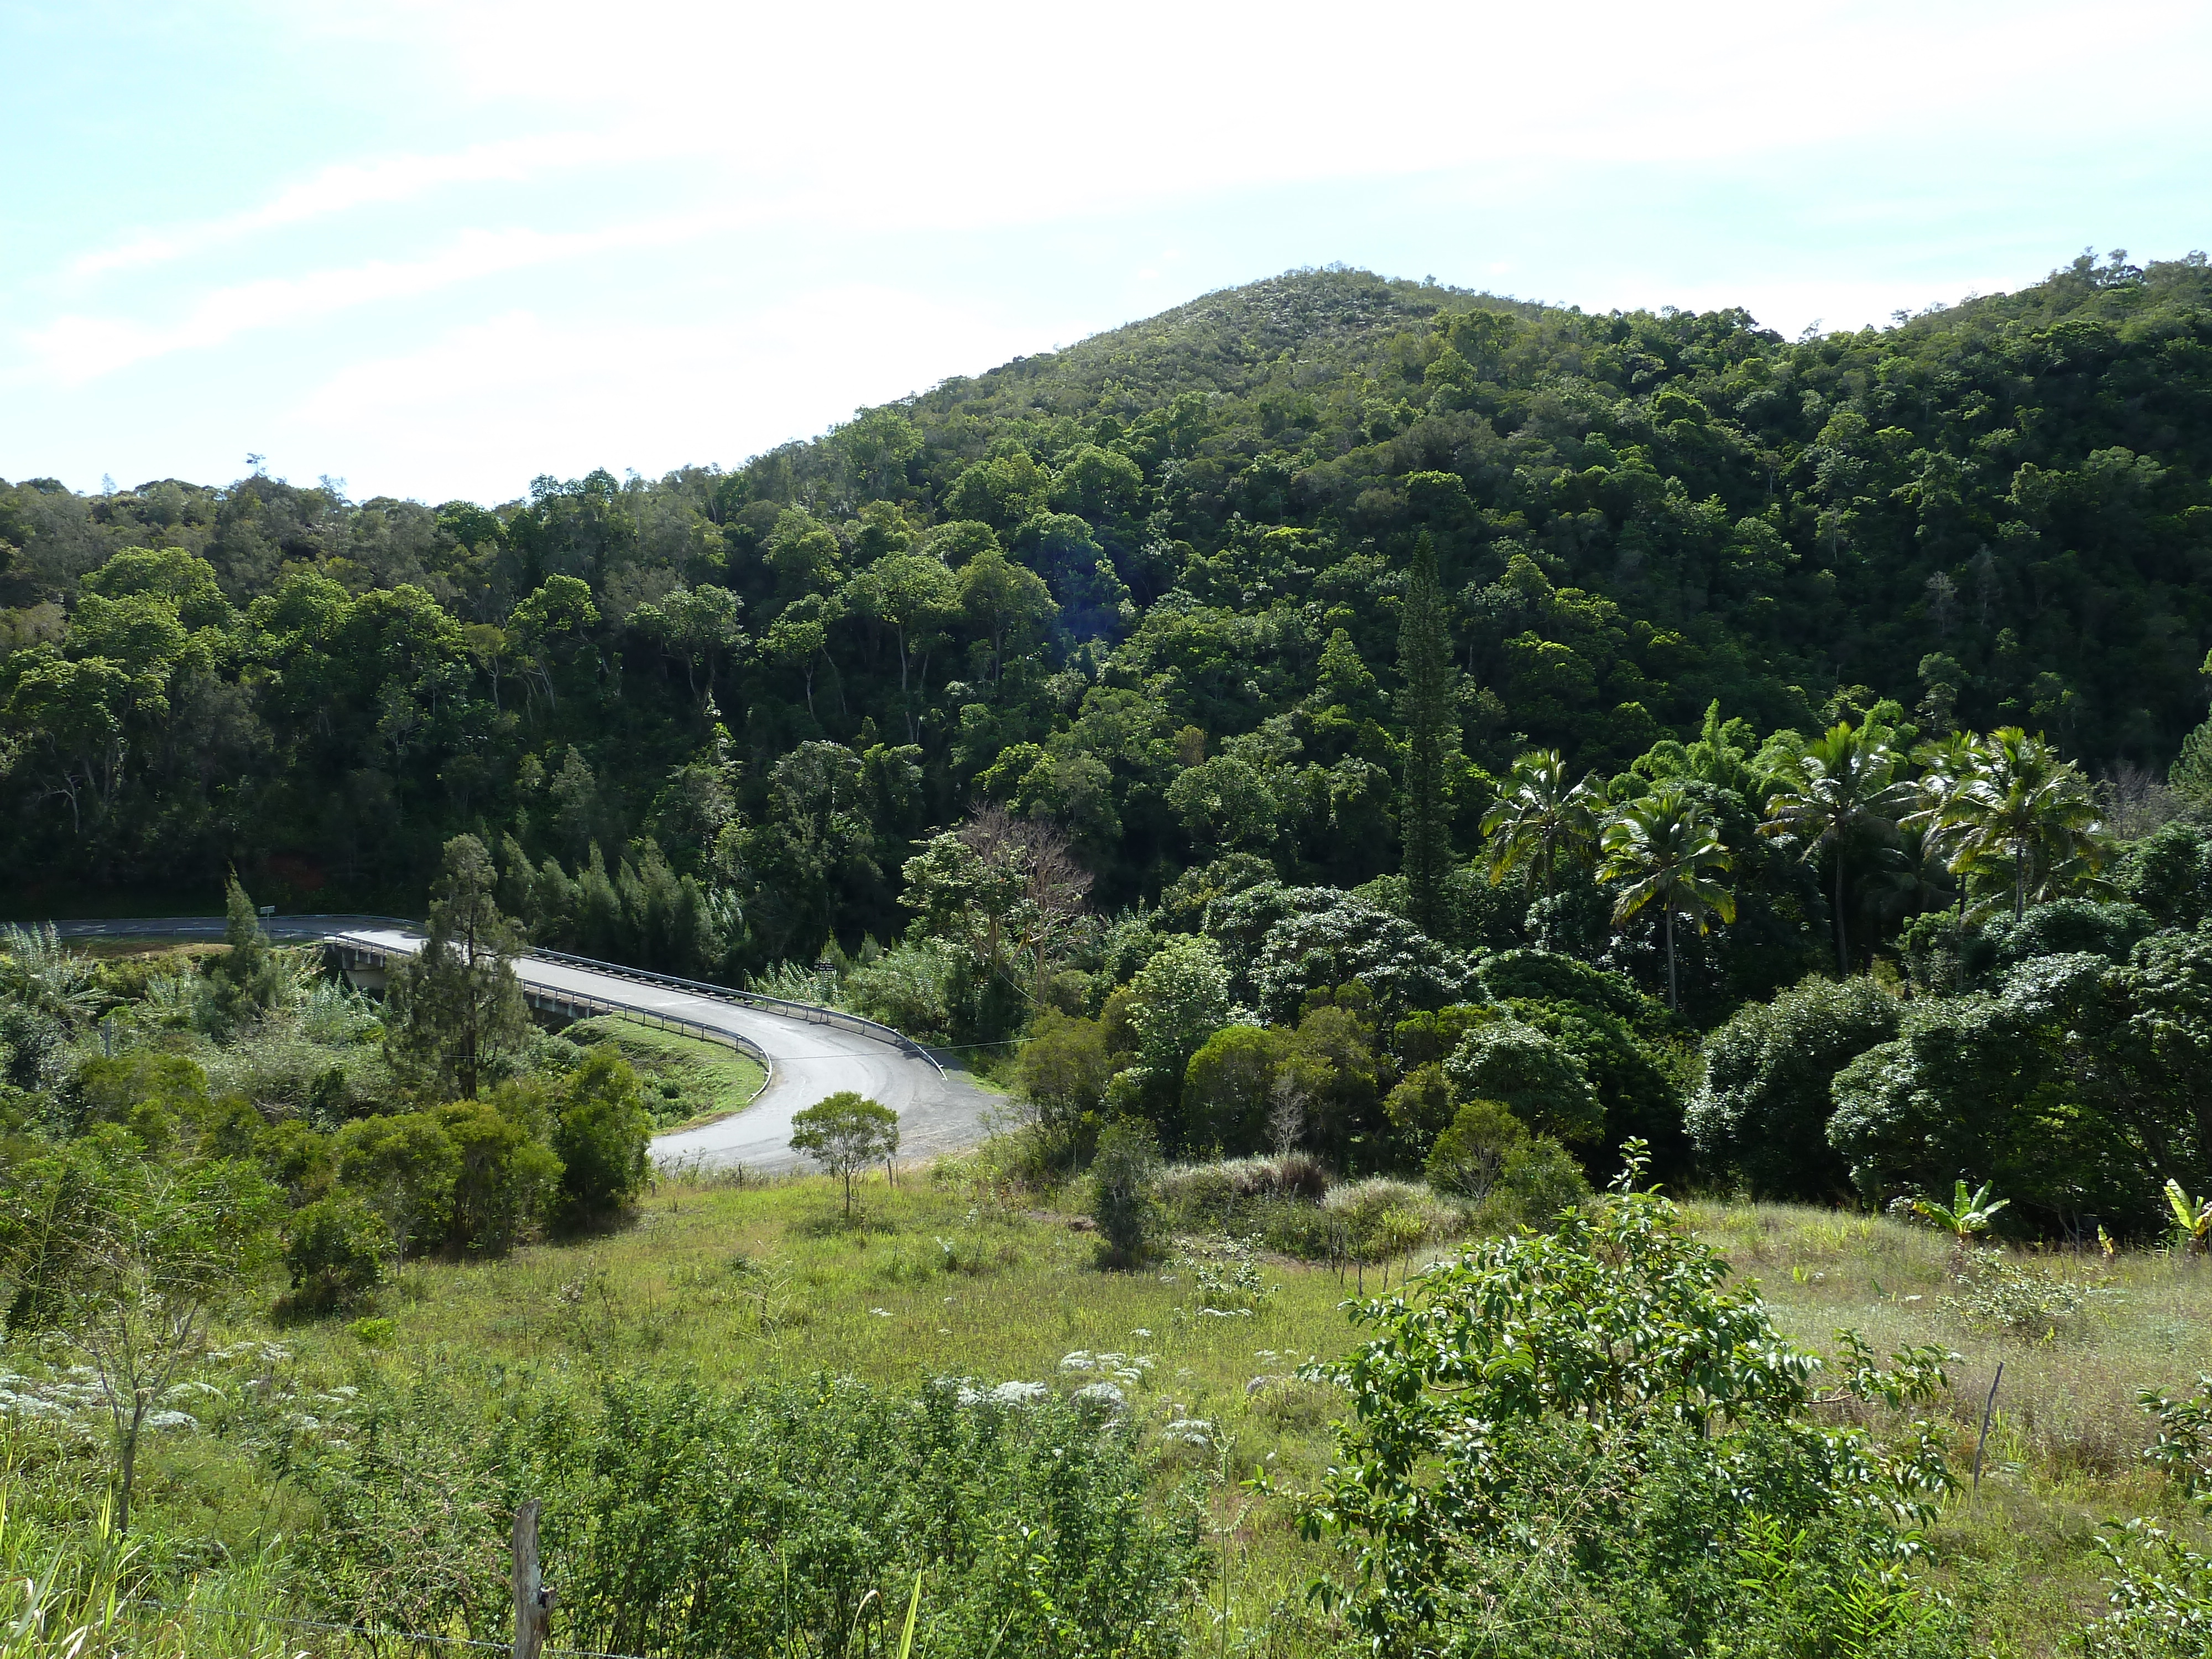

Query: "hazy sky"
<box><xmin>4</xmin><ymin>0</ymin><xmax>2206</xmax><ymax>507</ymax></box>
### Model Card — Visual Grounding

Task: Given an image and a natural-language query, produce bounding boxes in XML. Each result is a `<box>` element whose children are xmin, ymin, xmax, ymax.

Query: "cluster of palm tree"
<box><xmin>1477</xmin><ymin>718</ymin><xmax>2107</xmax><ymax>1010</ymax></box>
<box><xmin>1480</xmin><ymin>757</ymin><xmax>1731</xmax><ymax>1010</ymax></box>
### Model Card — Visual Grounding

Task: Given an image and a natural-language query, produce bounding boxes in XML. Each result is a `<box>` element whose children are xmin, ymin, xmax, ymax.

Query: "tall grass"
<box><xmin>14</xmin><ymin>1156</ymin><xmax>2212</xmax><ymax>1656</ymax></box>
<box><xmin>0</xmin><ymin>1503</ymin><xmax>306</xmax><ymax>1659</ymax></box>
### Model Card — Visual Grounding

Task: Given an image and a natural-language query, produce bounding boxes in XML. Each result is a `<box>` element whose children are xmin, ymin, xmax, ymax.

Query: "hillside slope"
<box><xmin>3</xmin><ymin>254</ymin><xmax>2209</xmax><ymax>959</ymax></box>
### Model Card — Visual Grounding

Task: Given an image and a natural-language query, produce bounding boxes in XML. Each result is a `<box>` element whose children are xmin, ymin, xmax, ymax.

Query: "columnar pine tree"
<box><xmin>386</xmin><ymin>834</ymin><xmax>532</xmax><ymax>1099</ymax></box>
<box><xmin>1396</xmin><ymin>532</ymin><xmax>1454</xmax><ymax>935</ymax></box>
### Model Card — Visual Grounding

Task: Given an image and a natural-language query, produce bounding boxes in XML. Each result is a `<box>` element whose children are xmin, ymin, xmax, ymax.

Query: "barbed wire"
<box><xmin>123</xmin><ymin>1596</ymin><xmax>645</xmax><ymax>1659</ymax></box>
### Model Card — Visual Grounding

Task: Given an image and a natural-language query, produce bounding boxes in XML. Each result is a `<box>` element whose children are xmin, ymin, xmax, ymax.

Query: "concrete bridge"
<box><xmin>50</xmin><ymin>916</ymin><xmax>999</xmax><ymax>1174</ymax></box>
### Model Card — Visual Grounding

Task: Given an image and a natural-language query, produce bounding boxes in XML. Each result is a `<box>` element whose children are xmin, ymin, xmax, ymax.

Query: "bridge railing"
<box><xmin>515</xmin><ymin>980</ymin><xmax>771</xmax><ymax>1070</ymax></box>
<box><xmin>327</xmin><ymin>932</ymin><xmax>941</xmax><ymax>1077</ymax></box>
<box><xmin>520</xmin><ymin>945</ymin><xmax>943</xmax><ymax>1075</ymax></box>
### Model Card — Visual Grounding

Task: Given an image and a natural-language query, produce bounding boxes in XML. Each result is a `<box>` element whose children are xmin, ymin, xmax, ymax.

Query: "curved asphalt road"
<box><xmin>47</xmin><ymin>915</ymin><xmax>997</xmax><ymax>1174</ymax></box>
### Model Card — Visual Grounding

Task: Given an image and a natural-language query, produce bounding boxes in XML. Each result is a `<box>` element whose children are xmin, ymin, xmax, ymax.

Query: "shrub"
<box><xmin>1157</xmin><ymin>1153</ymin><xmax>1328</xmax><ymax>1220</ymax></box>
<box><xmin>1444</xmin><ymin>1019</ymin><xmax>1603</xmax><ymax>1145</ymax></box>
<box><xmin>841</xmin><ymin>941</ymin><xmax>954</xmax><ymax>1038</ymax></box>
<box><xmin>1323</xmin><ymin>1177</ymin><xmax>1459</xmax><ymax>1261</ymax></box>
<box><xmin>2086</xmin><ymin>1377</ymin><xmax>2212</xmax><ymax>1656</ymax></box>
<box><xmin>283</xmin><ymin>1192</ymin><xmax>389</xmax><ymax>1313</ymax></box>
<box><xmin>294</xmin><ymin>1371</ymin><xmax>1207</xmax><ymax>1659</ymax></box>
<box><xmin>1014</xmin><ymin>1009</ymin><xmax>1112</xmax><ymax>1157</ymax></box>
<box><xmin>1425</xmin><ymin>1098</ymin><xmax>1525</xmax><ymax>1198</ymax></box>
<box><xmin>1687</xmin><ymin>973</ymin><xmax>1900</xmax><ymax>1199</ymax></box>
<box><xmin>1491</xmin><ymin>1135</ymin><xmax>1591</xmax><ymax>1225</ymax></box>
<box><xmin>1936</xmin><ymin>1252</ymin><xmax>2116</xmax><ymax>1337</ymax></box>
<box><xmin>1383</xmin><ymin>1062</ymin><xmax>1455</xmax><ymax>1145</ymax></box>
<box><xmin>1180</xmin><ymin>1024</ymin><xmax>1285</xmax><ymax>1154</ymax></box>
<box><xmin>1300</xmin><ymin>1152</ymin><xmax>1963</xmax><ymax>1658</ymax></box>
<box><xmin>1425</xmin><ymin>1100</ymin><xmax>1588</xmax><ymax>1229</ymax></box>
<box><xmin>1088</xmin><ymin>1120</ymin><xmax>1162</xmax><ymax>1266</ymax></box>
<box><xmin>554</xmin><ymin>1048</ymin><xmax>653</xmax><ymax>1223</ymax></box>
<box><xmin>438</xmin><ymin>1098</ymin><xmax>564</xmax><ymax>1253</ymax></box>
<box><xmin>332</xmin><ymin>1112</ymin><xmax>460</xmax><ymax>1261</ymax></box>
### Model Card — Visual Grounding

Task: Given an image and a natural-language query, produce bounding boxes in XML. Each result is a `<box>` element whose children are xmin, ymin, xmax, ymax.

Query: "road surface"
<box><xmin>45</xmin><ymin>915</ymin><xmax>998</xmax><ymax>1173</ymax></box>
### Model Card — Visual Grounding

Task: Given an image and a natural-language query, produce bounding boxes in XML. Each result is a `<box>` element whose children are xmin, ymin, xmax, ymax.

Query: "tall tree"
<box><xmin>1396</xmin><ymin>532</ymin><xmax>1455</xmax><ymax>935</ymax></box>
<box><xmin>1598</xmin><ymin>785</ymin><xmax>1736</xmax><ymax>1013</ymax></box>
<box><xmin>1759</xmin><ymin>722</ymin><xmax>1910</xmax><ymax>973</ymax></box>
<box><xmin>1933</xmin><ymin>726</ymin><xmax>2106</xmax><ymax>919</ymax></box>
<box><xmin>206</xmin><ymin>872</ymin><xmax>286</xmax><ymax>1035</ymax></box>
<box><xmin>385</xmin><ymin>834</ymin><xmax>533</xmax><ymax>1099</ymax></box>
<box><xmin>1479</xmin><ymin>750</ymin><xmax>1601</xmax><ymax>948</ymax></box>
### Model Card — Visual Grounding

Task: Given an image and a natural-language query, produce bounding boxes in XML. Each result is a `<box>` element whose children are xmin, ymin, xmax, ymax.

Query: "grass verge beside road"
<box><xmin>564</xmin><ymin>1011</ymin><xmax>768</xmax><ymax>1128</ymax></box>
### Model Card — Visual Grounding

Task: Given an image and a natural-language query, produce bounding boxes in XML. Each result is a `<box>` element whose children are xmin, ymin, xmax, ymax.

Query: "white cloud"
<box><xmin>284</xmin><ymin>287</ymin><xmax>1084</xmax><ymax>502</ymax></box>
<box><xmin>27</xmin><ymin>213</ymin><xmax>737</xmax><ymax>382</ymax></box>
<box><xmin>69</xmin><ymin>131</ymin><xmax>644</xmax><ymax>276</ymax></box>
<box><xmin>86</xmin><ymin>0</ymin><xmax>2212</xmax><ymax>286</ymax></box>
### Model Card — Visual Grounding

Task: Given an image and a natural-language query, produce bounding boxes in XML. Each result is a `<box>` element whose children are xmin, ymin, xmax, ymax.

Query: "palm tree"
<box><xmin>1597</xmin><ymin>785</ymin><xmax>1736</xmax><ymax>1013</ymax></box>
<box><xmin>1479</xmin><ymin>750</ymin><xmax>1601</xmax><ymax>947</ymax></box>
<box><xmin>1906</xmin><ymin>731</ymin><xmax>1980</xmax><ymax>904</ymax></box>
<box><xmin>1759</xmin><ymin>722</ymin><xmax>1911</xmax><ymax>973</ymax></box>
<box><xmin>1933</xmin><ymin>727</ymin><xmax>2105</xmax><ymax>920</ymax></box>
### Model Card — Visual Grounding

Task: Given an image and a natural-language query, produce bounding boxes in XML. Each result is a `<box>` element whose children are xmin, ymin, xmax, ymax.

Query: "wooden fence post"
<box><xmin>513</xmin><ymin>1500</ymin><xmax>556</xmax><ymax>1659</ymax></box>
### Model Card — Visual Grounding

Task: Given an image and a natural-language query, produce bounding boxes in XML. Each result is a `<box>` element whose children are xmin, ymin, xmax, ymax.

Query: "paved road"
<box><xmin>47</xmin><ymin>915</ymin><xmax>998</xmax><ymax>1173</ymax></box>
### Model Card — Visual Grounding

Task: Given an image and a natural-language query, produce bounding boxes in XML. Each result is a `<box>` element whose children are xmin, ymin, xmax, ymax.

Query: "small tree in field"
<box><xmin>1088</xmin><ymin>1120</ymin><xmax>1162</xmax><ymax>1267</ymax></box>
<box><xmin>790</xmin><ymin>1092</ymin><xmax>900</xmax><ymax>1218</ymax></box>
<box><xmin>0</xmin><ymin>1146</ymin><xmax>279</xmax><ymax>1534</ymax></box>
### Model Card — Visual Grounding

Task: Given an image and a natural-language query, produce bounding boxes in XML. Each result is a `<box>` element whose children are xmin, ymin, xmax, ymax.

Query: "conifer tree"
<box><xmin>207</xmin><ymin>872</ymin><xmax>285</xmax><ymax>1035</ymax></box>
<box><xmin>386</xmin><ymin>834</ymin><xmax>532</xmax><ymax>1099</ymax></box>
<box><xmin>1396</xmin><ymin>532</ymin><xmax>1455</xmax><ymax>935</ymax></box>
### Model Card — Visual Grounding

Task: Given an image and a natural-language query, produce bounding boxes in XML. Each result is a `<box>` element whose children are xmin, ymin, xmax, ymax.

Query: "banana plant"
<box><xmin>2164</xmin><ymin>1178</ymin><xmax>2212</xmax><ymax>1254</ymax></box>
<box><xmin>1913</xmin><ymin>1178</ymin><xmax>2009</xmax><ymax>1250</ymax></box>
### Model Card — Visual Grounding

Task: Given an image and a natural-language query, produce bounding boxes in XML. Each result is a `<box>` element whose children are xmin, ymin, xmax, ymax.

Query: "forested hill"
<box><xmin>4</xmin><ymin>252</ymin><xmax>2211</xmax><ymax>977</ymax></box>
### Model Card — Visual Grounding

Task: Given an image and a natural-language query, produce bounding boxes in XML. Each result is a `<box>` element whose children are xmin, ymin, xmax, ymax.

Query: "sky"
<box><xmin>2</xmin><ymin>0</ymin><xmax>2207</xmax><ymax>508</ymax></box>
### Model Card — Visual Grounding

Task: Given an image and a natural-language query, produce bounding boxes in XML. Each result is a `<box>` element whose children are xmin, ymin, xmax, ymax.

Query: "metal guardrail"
<box><xmin>520</xmin><ymin>945</ymin><xmax>946</xmax><ymax>1077</ymax></box>
<box><xmin>519</xmin><ymin>982</ymin><xmax>768</xmax><ymax>1063</ymax></box>
<box><xmin>326</xmin><ymin>932</ymin><xmax>943</xmax><ymax>1078</ymax></box>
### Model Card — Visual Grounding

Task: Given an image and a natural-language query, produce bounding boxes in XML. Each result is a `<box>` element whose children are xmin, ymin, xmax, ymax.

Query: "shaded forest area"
<box><xmin>4</xmin><ymin>252</ymin><xmax>2209</xmax><ymax>988</ymax></box>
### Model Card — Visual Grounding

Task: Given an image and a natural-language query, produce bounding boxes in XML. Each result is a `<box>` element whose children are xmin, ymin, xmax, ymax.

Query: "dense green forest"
<box><xmin>11</xmin><ymin>250</ymin><xmax>2212</xmax><ymax>1217</ymax></box>
<box><xmin>7</xmin><ymin>251</ymin><xmax>2209</xmax><ymax>927</ymax></box>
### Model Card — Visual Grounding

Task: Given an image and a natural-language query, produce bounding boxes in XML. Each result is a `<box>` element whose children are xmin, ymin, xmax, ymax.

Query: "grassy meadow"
<box><xmin>11</xmin><ymin>1154</ymin><xmax>2194</xmax><ymax>1657</ymax></box>
<box><xmin>4</xmin><ymin>1133</ymin><xmax>2212</xmax><ymax>1659</ymax></box>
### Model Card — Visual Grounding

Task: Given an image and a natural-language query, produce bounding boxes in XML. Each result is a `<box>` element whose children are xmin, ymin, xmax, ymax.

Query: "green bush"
<box><xmin>332</xmin><ymin>1112</ymin><xmax>461</xmax><ymax>1261</ymax></box>
<box><xmin>1490</xmin><ymin>1135</ymin><xmax>1591</xmax><ymax>1226</ymax></box>
<box><xmin>282</xmin><ymin>1191</ymin><xmax>389</xmax><ymax>1313</ymax></box>
<box><xmin>553</xmin><ymin>1048</ymin><xmax>653</xmax><ymax>1223</ymax></box>
<box><xmin>1301</xmin><ymin>1150</ymin><xmax>1963</xmax><ymax>1658</ymax></box>
<box><xmin>1322</xmin><ymin>1177</ymin><xmax>1459</xmax><ymax>1261</ymax></box>
<box><xmin>1088</xmin><ymin>1120</ymin><xmax>1162</xmax><ymax>1266</ymax></box>
<box><xmin>294</xmin><ymin>1370</ymin><xmax>1207</xmax><ymax>1659</ymax></box>
<box><xmin>1443</xmin><ymin>1017</ymin><xmax>1602</xmax><ymax>1145</ymax></box>
<box><xmin>1425</xmin><ymin>1098</ymin><xmax>1527</xmax><ymax>1199</ymax></box>
<box><xmin>1012</xmin><ymin>1008</ymin><xmax>1112</xmax><ymax>1164</ymax></box>
<box><xmin>438</xmin><ymin>1097</ymin><xmax>564</xmax><ymax>1252</ymax></box>
<box><xmin>1180</xmin><ymin>1024</ymin><xmax>1285</xmax><ymax>1154</ymax></box>
<box><xmin>841</xmin><ymin>940</ymin><xmax>954</xmax><ymax>1038</ymax></box>
<box><xmin>1687</xmin><ymin>973</ymin><xmax>1901</xmax><ymax>1199</ymax></box>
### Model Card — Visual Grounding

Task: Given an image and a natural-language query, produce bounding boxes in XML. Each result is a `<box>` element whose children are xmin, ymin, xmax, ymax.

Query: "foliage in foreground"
<box><xmin>1301</xmin><ymin>1147</ymin><xmax>1963</xmax><ymax>1658</ymax></box>
<box><xmin>290</xmin><ymin>1368</ymin><xmax>1206</xmax><ymax>1659</ymax></box>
